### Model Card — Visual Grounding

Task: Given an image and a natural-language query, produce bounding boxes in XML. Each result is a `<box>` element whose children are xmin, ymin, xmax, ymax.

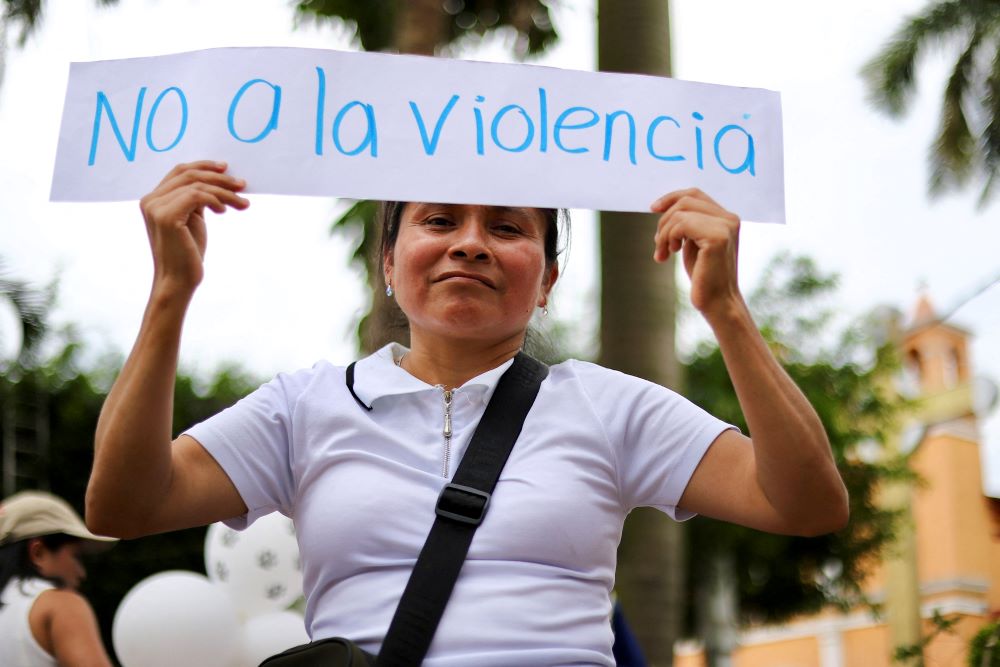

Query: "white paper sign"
<box><xmin>51</xmin><ymin>47</ymin><xmax>784</xmax><ymax>222</ymax></box>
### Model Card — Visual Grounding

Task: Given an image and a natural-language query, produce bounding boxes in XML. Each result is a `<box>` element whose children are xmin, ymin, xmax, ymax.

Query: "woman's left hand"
<box><xmin>650</xmin><ymin>188</ymin><xmax>742</xmax><ymax>320</ymax></box>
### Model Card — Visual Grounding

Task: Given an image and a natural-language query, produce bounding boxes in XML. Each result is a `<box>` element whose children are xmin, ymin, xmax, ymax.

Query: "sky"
<box><xmin>1</xmin><ymin>0</ymin><xmax>998</xmax><ymax>490</ymax></box>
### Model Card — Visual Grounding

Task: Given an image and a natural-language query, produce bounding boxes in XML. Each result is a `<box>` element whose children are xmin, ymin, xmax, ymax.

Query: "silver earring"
<box><xmin>385</xmin><ymin>281</ymin><xmax>393</xmax><ymax>297</ymax></box>
<box><xmin>542</xmin><ymin>306</ymin><xmax>549</xmax><ymax>317</ymax></box>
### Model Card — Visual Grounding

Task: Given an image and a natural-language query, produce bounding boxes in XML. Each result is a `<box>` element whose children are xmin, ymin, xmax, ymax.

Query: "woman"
<box><xmin>0</xmin><ymin>491</ymin><xmax>116</xmax><ymax>667</ymax></box>
<box><xmin>86</xmin><ymin>161</ymin><xmax>848</xmax><ymax>665</ymax></box>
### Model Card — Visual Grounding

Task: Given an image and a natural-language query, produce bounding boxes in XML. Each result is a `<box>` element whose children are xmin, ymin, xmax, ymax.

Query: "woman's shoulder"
<box><xmin>546</xmin><ymin>358</ymin><xmax>688</xmax><ymax>413</ymax></box>
<box><xmin>32</xmin><ymin>586</ymin><xmax>89</xmax><ymax>612</ymax></box>
<box><xmin>548</xmin><ymin>357</ymin><xmax>662</xmax><ymax>390</ymax></box>
<box><xmin>259</xmin><ymin>358</ymin><xmax>349</xmax><ymax>395</ymax></box>
<box><xmin>29</xmin><ymin>588</ymin><xmax>101</xmax><ymax>657</ymax></box>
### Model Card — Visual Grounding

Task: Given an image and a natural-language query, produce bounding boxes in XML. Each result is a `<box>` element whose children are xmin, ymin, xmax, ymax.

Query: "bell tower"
<box><xmin>900</xmin><ymin>293</ymin><xmax>972</xmax><ymax>398</ymax></box>
<box><xmin>887</xmin><ymin>293</ymin><xmax>998</xmax><ymax>666</ymax></box>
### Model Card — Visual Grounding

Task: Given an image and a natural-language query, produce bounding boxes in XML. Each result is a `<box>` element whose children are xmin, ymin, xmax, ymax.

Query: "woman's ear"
<box><xmin>540</xmin><ymin>263</ymin><xmax>559</xmax><ymax>305</ymax></box>
<box><xmin>383</xmin><ymin>249</ymin><xmax>394</xmax><ymax>283</ymax></box>
<box><xmin>27</xmin><ymin>538</ymin><xmax>46</xmax><ymax>566</ymax></box>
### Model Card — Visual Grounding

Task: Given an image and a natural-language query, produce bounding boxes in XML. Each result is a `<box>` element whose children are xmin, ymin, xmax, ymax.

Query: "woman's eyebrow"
<box><xmin>489</xmin><ymin>206</ymin><xmax>534</xmax><ymax>218</ymax></box>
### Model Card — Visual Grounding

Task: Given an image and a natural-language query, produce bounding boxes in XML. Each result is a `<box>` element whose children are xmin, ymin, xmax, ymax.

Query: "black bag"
<box><xmin>259</xmin><ymin>637</ymin><xmax>375</xmax><ymax>666</ymax></box>
<box><xmin>258</xmin><ymin>353</ymin><xmax>548</xmax><ymax>667</ymax></box>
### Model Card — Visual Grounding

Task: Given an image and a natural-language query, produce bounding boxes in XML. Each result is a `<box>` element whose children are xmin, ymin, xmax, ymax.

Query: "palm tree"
<box><xmin>293</xmin><ymin>0</ymin><xmax>558</xmax><ymax>352</ymax></box>
<box><xmin>597</xmin><ymin>2</ymin><xmax>684</xmax><ymax>664</ymax></box>
<box><xmin>0</xmin><ymin>259</ymin><xmax>48</xmax><ymax>367</ymax></box>
<box><xmin>862</xmin><ymin>0</ymin><xmax>1000</xmax><ymax>206</ymax></box>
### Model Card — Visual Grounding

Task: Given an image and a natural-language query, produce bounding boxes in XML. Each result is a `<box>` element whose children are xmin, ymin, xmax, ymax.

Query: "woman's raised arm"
<box><xmin>654</xmin><ymin>189</ymin><xmax>849</xmax><ymax>536</ymax></box>
<box><xmin>86</xmin><ymin>161</ymin><xmax>250</xmax><ymax>539</ymax></box>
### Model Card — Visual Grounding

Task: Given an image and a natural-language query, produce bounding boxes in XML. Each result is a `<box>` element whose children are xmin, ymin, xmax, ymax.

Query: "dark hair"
<box><xmin>0</xmin><ymin>534</ymin><xmax>79</xmax><ymax>608</ymax></box>
<box><xmin>376</xmin><ymin>202</ymin><xmax>568</xmax><ymax>273</ymax></box>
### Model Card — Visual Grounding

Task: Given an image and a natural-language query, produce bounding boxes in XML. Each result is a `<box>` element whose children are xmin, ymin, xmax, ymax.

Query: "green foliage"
<box><xmin>861</xmin><ymin>0</ymin><xmax>1000</xmax><ymax>206</ymax></box>
<box><xmin>293</xmin><ymin>0</ymin><xmax>558</xmax><ymax>57</ymax></box>
<box><xmin>969</xmin><ymin>620</ymin><xmax>1000</xmax><ymax>667</ymax></box>
<box><xmin>682</xmin><ymin>253</ymin><xmax>910</xmax><ymax>629</ymax></box>
<box><xmin>892</xmin><ymin>609</ymin><xmax>961</xmax><ymax>665</ymax></box>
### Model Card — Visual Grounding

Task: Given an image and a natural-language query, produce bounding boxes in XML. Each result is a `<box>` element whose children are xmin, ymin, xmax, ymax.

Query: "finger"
<box><xmin>175</xmin><ymin>184</ymin><xmax>249</xmax><ymax>215</ymax></box>
<box><xmin>650</xmin><ymin>187</ymin><xmax>712</xmax><ymax>213</ymax></box>
<box><xmin>157</xmin><ymin>168</ymin><xmax>246</xmax><ymax>199</ymax></box>
<box><xmin>144</xmin><ymin>175</ymin><xmax>248</xmax><ymax>220</ymax></box>
<box><xmin>156</xmin><ymin>160</ymin><xmax>228</xmax><ymax>189</ymax></box>
<box><xmin>653</xmin><ymin>212</ymin><xmax>693</xmax><ymax>263</ymax></box>
<box><xmin>149</xmin><ymin>185</ymin><xmax>246</xmax><ymax>221</ymax></box>
<box><xmin>652</xmin><ymin>201</ymin><xmax>712</xmax><ymax>261</ymax></box>
<box><xmin>653</xmin><ymin>194</ymin><xmax>739</xmax><ymax>250</ymax></box>
<box><xmin>147</xmin><ymin>162</ymin><xmax>241</xmax><ymax>204</ymax></box>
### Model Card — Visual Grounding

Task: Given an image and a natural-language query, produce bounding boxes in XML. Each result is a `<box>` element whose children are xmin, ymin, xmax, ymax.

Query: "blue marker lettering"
<box><xmin>473</xmin><ymin>95</ymin><xmax>486</xmax><ymax>155</ymax></box>
<box><xmin>603</xmin><ymin>110</ymin><xmax>637</xmax><ymax>165</ymax></box>
<box><xmin>88</xmin><ymin>87</ymin><xmax>147</xmax><ymax>166</ymax></box>
<box><xmin>553</xmin><ymin>106</ymin><xmax>599</xmax><ymax>154</ymax></box>
<box><xmin>145</xmin><ymin>87</ymin><xmax>187</xmax><ymax>153</ymax></box>
<box><xmin>490</xmin><ymin>104</ymin><xmax>534</xmax><ymax>153</ymax></box>
<box><xmin>408</xmin><ymin>95</ymin><xmax>459</xmax><ymax>156</ymax></box>
<box><xmin>692</xmin><ymin>112</ymin><xmax>705</xmax><ymax>169</ymax></box>
<box><xmin>646</xmin><ymin>115</ymin><xmax>684</xmax><ymax>162</ymax></box>
<box><xmin>537</xmin><ymin>88</ymin><xmax>548</xmax><ymax>153</ymax></box>
<box><xmin>228</xmin><ymin>79</ymin><xmax>282</xmax><ymax>144</ymax></box>
<box><xmin>713</xmin><ymin>124</ymin><xmax>755</xmax><ymax>175</ymax></box>
<box><xmin>332</xmin><ymin>101</ymin><xmax>378</xmax><ymax>157</ymax></box>
<box><xmin>315</xmin><ymin>67</ymin><xmax>326</xmax><ymax>156</ymax></box>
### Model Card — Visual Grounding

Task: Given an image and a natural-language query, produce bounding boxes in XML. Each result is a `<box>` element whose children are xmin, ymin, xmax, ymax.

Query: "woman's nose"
<box><xmin>449</xmin><ymin>223</ymin><xmax>490</xmax><ymax>261</ymax></box>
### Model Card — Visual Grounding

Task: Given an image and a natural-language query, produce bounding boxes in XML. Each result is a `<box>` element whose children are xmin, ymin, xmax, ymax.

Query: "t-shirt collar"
<box><xmin>351</xmin><ymin>343</ymin><xmax>515</xmax><ymax>407</ymax></box>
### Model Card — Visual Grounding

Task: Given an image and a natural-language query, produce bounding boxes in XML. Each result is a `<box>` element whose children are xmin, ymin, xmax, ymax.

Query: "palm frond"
<box><xmin>0</xmin><ymin>261</ymin><xmax>50</xmax><ymax>365</ymax></box>
<box><xmin>3</xmin><ymin>0</ymin><xmax>43</xmax><ymax>45</ymax></box>
<box><xmin>862</xmin><ymin>0</ymin><xmax>974</xmax><ymax>117</ymax></box>
<box><xmin>979</xmin><ymin>38</ymin><xmax>1000</xmax><ymax>206</ymax></box>
<box><xmin>928</xmin><ymin>25</ymin><xmax>982</xmax><ymax>194</ymax></box>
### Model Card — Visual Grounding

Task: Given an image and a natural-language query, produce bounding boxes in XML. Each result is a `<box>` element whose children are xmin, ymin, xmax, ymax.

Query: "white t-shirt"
<box><xmin>0</xmin><ymin>577</ymin><xmax>58</xmax><ymax>667</ymax></box>
<box><xmin>186</xmin><ymin>344</ymin><xmax>733</xmax><ymax>666</ymax></box>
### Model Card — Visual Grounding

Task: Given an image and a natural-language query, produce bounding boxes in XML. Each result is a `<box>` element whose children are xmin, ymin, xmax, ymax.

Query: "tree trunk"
<box><xmin>393</xmin><ymin>0</ymin><xmax>449</xmax><ymax>56</ymax></box>
<box><xmin>696</xmin><ymin>551</ymin><xmax>739</xmax><ymax>667</ymax></box>
<box><xmin>597</xmin><ymin>2</ymin><xmax>682</xmax><ymax>665</ymax></box>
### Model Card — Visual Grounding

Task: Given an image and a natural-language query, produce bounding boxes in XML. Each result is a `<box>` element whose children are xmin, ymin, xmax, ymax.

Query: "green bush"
<box><xmin>969</xmin><ymin>621</ymin><xmax>1000</xmax><ymax>667</ymax></box>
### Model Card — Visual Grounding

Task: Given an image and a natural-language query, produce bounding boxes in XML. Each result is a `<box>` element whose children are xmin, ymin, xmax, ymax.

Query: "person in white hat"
<box><xmin>0</xmin><ymin>491</ymin><xmax>117</xmax><ymax>667</ymax></box>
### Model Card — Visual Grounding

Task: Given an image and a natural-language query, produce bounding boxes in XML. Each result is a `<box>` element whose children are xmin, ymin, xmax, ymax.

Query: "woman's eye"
<box><xmin>426</xmin><ymin>217</ymin><xmax>451</xmax><ymax>227</ymax></box>
<box><xmin>494</xmin><ymin>223</ymin><xmax>521</xmax><ymax>234</ymax></box>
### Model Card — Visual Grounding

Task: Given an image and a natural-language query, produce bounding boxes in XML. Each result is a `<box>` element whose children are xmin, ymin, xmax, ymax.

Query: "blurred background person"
<box><xmin>0</xmin><ymin>490</ymin><xmax>117</xmax><ymax>667</ymax></box>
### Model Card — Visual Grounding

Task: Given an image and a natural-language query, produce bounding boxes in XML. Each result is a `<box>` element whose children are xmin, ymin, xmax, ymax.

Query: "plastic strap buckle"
<box><xmin>435</xmin><ymin>483</ymin><xmax>491</xmax><ymax>525</ymax></box>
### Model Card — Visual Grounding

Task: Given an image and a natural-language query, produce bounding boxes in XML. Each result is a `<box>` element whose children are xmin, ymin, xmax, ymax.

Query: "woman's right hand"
<box><xmin>139</xmin><ymin>160</ymin><xmax>249</xmax><ymax>296</ymax></box>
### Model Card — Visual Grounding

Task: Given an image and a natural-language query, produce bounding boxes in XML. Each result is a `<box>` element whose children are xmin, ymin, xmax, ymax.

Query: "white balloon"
<box><xmin>113</xmin><ymin>570</ymin><xmax>241</xmax><ymax>667</ymax></box>
<box><xmin>238</xmin><ymin>610</ymin><xmax>311</xmax><ymax>667</ymax></box>
<box><xmin>205</xmin><ymin>513</ymin><xmax>303</xmax><ymax>618</ymax></box>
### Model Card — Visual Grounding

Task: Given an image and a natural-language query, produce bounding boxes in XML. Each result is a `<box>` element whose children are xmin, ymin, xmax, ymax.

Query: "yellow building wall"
<box><xmin>842</xmin><ymin>624</ymin><xmax>891</xmax><ymax>667</ymax></box>
<box><xmin>912</xmin><ymin>432</ymin><xmax>994</xmax><ymax>587</ymax></box>
<box><xmin>674</xmin><ymin>651</ymin><xmax>706</xmax><ymax>667</ymax></box>
<box><xmin>990</xmin><ymin>499</ymin><xmax>1000</xmax><ymax>610</ymax></box>
<box><xmin>923</xmin><ymin>614</ymin><xmax>986</xmax><ymax>667</ymax></box>
<box><xmin>733</xmin><ymin>636</ymin><xmax>819</xmax><ymax>667</ymax></box>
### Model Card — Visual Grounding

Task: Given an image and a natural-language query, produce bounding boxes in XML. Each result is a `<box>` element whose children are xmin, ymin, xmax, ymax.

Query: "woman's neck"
<box><xmin>401</xmin><ymin>331</ymin><xmax>524</xmax><ymax>390</ymax></box>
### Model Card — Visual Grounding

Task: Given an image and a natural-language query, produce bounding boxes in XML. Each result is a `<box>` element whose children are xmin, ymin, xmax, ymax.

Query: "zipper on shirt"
<box><xmin>441</xmin><ymin>388</ymin><xmax>453</xmax><ymax>478</ymax></box>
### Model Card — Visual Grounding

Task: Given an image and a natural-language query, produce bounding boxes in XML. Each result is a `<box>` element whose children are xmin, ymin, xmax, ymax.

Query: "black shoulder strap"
<box><xmin>374</xmin><ymin>352</ymin><xmax>549</xmax><ymax>667</ymax></box>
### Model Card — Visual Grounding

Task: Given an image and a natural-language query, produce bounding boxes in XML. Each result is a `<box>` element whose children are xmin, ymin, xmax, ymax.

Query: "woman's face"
<box><xmin>385</xmin><ymin>203</ymin><xmax>558</xmax><ymax>346</ymax></box>
<box><xmin>30</xmin><ymin>539</ymin><xmax>86</xmax><ymax>589</ymax></box>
